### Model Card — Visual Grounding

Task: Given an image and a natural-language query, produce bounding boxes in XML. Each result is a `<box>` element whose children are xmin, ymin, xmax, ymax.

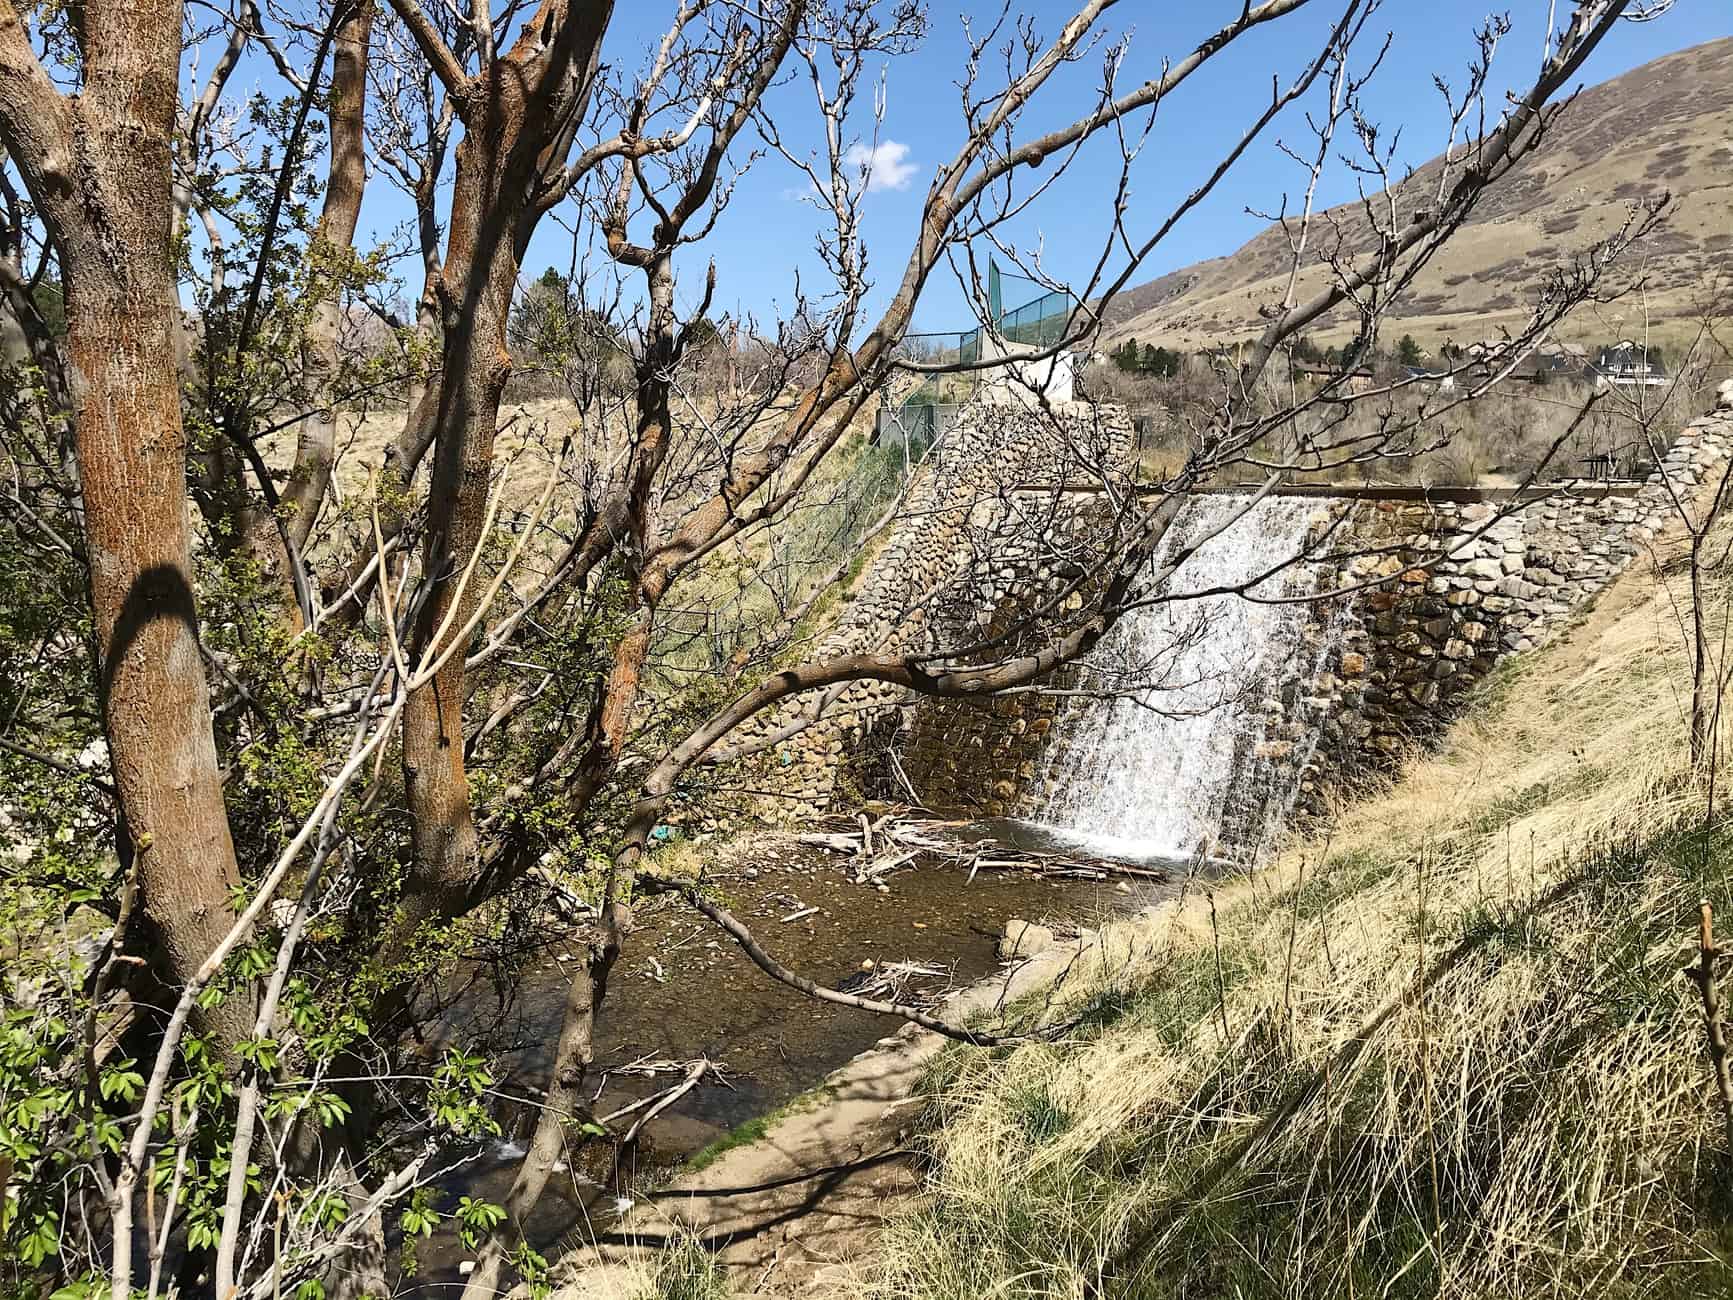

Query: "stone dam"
<box><xmin>705</xmin><ymin>399</ymin><xmax>1733</xmax><ymax>862</ymax></box>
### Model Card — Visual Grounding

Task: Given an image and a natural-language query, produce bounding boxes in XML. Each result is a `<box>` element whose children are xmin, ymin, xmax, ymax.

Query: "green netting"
<box><xmin>957</xmin><ymin>260</ymin><xmax>1074</xmax><ymax>361</ymax></box>
<box><xmin>895</xmin><ymin>260</ymin><xmax>1077</xmax><ymax>405</ymax></box>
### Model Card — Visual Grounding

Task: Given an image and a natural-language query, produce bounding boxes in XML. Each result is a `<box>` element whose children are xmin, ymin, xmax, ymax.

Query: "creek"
<box><xmin>418</xmin><ymin>840</ymin><xmax>1168</xmax><ymax>1282</ymax></box>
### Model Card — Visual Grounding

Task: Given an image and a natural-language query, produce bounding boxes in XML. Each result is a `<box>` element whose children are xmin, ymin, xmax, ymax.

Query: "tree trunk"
<box><xmin>33</xmin><ymin>0</ymin><xmax>250</xmax><ymax>1044</ymax></box>
<box><xmin>394</xmin><ymin>110</ymin><xmax>531</xmax><ymax>943</ymax></box>
<box><xmin>383</xmin><ymin>0</ymin><xmax>613</xmax><ymax>950</ymax></box>
<box><xmin>290</xmin><ymin>0</ymin><xmax>375</xmax><ymax>554</ymax></box>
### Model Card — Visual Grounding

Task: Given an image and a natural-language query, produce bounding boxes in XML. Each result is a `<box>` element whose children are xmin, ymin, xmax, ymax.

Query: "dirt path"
<box><xmin>553</xmin><ymin>904</ymin><xmax>1175</xmax><ymax>1296</ymax></box>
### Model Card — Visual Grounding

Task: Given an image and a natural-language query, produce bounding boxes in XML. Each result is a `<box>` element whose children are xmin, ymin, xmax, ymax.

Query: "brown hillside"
<box><xmin>1104</xmin><ymin>37</ymin><xmax>1733</xmax><ymax>355</ymax></box>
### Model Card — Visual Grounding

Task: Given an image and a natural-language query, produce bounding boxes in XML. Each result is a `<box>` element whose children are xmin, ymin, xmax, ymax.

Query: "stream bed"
<box><xmin>418</xmin><ymin>829</ymin><xmax>1178</xmax><ymax>1282</ymax></box>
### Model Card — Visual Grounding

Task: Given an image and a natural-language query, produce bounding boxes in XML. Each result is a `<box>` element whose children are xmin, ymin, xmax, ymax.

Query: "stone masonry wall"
<box><xmin>717</xmin><ymin>397</ymin><xmax>1733</xmax><ymax>837</ymax></box>
<box><xmin>1283</xmin><ymin>408</ymin><xmax>1733</xmax><ymax>816</ymax></box>
<box><xmin>725</xmin><ymin>400</ymin><xmax>1133</xmax><ymax>822</ymax></box>
<box><xmin>890</xmin><ymin>501</ymin><xmax>1116</xmax><ymax>818</ymax></box>
<box><xmin>896</xmin><ymin>407</ymin><xmax>1733</xmax><ymax>834</ymax></box>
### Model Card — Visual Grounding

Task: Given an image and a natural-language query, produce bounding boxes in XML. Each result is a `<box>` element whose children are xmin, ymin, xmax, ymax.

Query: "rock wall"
<box><xmin>893</xmin><ymin>409</ymin><xmax>1733</xmax><ymax>836</ymax></box>
<box><xmin>1276</xmin><ymin>409</ymin><xmax>1733</xmax><ymax>817</ymax></box>
<box><xmin>717</xmin><ymin>400</ymin><xmax>1733</xmax><ymax>840</ymax></box>
<box><xmin>727</xmin><ymin>401</ymin><xmax>1133</xmax><ymax>821</ymax></box>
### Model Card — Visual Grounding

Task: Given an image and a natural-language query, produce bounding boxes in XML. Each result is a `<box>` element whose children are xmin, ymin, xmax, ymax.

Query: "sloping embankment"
<box><xmin>834</xmin><ymin>492</ymin><xmax>1733</xmax><ymax>1298</ymax></box>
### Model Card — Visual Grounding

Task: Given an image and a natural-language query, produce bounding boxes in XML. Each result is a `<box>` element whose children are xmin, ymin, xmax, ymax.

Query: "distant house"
<box><xmin>1585</xmin><ymin>341</ymin><xmax>1668</xmax><ymax>389</ymax></box>
<box><xmin>1295</xmin><ymin>362</ymin><xmax>1376</xmax><ymax>395</ymax></box>
<box><xmin>1494</xmin><ymin>350</ymin><xmax>1583</xmax><ymax>385</ymax></box>
<box><xmin>1441</xmin><ymin>339</ymin><xmax>1597</xmax><ymax>388</ymax></box>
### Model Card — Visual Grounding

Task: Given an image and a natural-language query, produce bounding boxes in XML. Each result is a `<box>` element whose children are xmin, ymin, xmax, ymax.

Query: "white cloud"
<box><xmin>844</xmin><ymin>139</ymin><xmax>918</xmax><ymax>193</ymax></box>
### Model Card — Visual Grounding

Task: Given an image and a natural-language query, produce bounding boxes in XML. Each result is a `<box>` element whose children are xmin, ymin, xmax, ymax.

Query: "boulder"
<box><xmin>999</xmin><ymin>919</ymin><xmax>1056</xmax><ymax>960</ymax></box>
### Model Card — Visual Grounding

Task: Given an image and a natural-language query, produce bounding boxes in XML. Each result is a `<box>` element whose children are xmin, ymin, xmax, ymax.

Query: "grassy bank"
<box><xmin>599</xmin><ymin>489</ymin><xmax>1733</xmax><ymax>1300</ymax></box>
<box><xmin>810</xmin><ymin>510</ymin><xmax>1733</xmax><ymax>1297</ymax></box>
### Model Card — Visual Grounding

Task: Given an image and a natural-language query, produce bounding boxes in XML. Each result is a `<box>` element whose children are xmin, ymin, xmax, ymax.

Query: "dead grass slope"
<box><xmin>1106</xmin><ymin>37</ymin><xmax>1733</xmax><ymax>356</ymax></box>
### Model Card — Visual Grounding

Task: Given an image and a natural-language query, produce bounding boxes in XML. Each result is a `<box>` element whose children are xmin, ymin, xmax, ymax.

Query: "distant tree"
<box><xmin>679</xmin><ymin>315</ymin><xmax>733</xmax><ymax>394</ymax></box>
<box><xmin>27</xmin><ymin>280</ymin><xmax>65</xmax><ymax>336</ymax></box>
<box><xmin>1398</xmin><ymin>334</ymin><xmax>1424</xmax><ymax>366</ymax></box>
<box><xmin>507</xmin><ymin>266</ymin><xmax>575</xmax><ymax>362</ymax></box>
<box><xmin>1145</xmin><ymin>345</ymin><xmax>1181</xmax><ymax>378</ymax></box>
<box><xmin>509</xmin><ymin>267</ymin><xmax>633</xmax><ymax>402</ymax></box>
<box><xmin>1112</xmin><ymin>337</ymin><xmax>1142</xmax><ymax>372</ymax></box>
<box><xmin>682</xmin><ymin>314</ymin><xmax>726</xmax><ymax>360</ymax></box>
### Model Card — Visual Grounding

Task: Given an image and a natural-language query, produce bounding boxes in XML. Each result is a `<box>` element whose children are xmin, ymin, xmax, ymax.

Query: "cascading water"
<box><xmin>1034</xmin><ymin>493</ymin><xmax>1341</xmax><ymax>864</ymax></box>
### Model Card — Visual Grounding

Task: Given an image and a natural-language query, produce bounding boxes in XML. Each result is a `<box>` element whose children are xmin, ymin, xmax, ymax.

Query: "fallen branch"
<box><xmin>619</xmin><ymin>1060</ymin><xmax>711</xmax><ymax>1145</ymax></box>
<box><xmin>796</xmin><ymin>832</ymin><xmax>863</xmax><ymax>853</ymax></box>
<box><xmin>854</xmin><ymin>850</ymin><xmax>917</xmax><ymax>882</ymax></box>
<box><xmin>801</xmin><ymin>813</ymin><xmax>1178</xmax><ymax>884</ymax></box>
<box><xmin>845</xmin><ymin>959</ymin><xmax>952</xmax><ymax>1006</ymax></box>
<box><xmin>674</xmin><ymin>883</ymin><xmax>1021</xmax><ymax>1046</ymax></box>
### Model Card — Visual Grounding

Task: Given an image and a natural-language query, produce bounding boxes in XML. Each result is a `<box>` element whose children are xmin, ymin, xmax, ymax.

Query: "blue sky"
<box><xmin>368</xmin><ymin>1</ymin><xmax>1731</xmax><ymax>338</ymax></box>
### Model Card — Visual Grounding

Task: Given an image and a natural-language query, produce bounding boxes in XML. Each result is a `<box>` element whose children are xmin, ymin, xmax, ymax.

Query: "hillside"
<box><xmin>1104</xmin><ymin>37</ymin><xmax>1733</xmax><ymax>355</ymax></box>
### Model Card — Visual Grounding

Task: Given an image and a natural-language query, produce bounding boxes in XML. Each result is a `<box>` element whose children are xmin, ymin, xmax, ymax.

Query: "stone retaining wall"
<box><xmin>1275</xmin><ymin>409</ymin><xmax>1733</xmax><ymax>817</ymax></box>
<box><xmin>725</xmin><ymin>401</ymin><xmax>1133</xmax><ymax>822</ymax></box>
<box><xmin>892</xmin><ymin>408</ymin><xmax>1733</xmax><ymax>836</ymax></box>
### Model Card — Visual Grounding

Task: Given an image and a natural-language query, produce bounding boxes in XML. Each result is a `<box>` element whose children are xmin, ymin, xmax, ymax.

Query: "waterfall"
<box><xmin>1034</xmin><ymin>493</ymin><xmax>1338</xmax><ymax>863</ymax></box>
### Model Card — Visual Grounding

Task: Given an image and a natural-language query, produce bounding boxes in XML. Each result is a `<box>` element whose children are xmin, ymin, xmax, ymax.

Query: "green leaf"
<box><xmin>99</xmin><ymin>1059</ymin><xmax>144</xmax><ymax>1103</ymax></box>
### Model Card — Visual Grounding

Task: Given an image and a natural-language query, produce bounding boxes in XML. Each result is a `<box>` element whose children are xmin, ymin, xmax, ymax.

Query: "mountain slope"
<box><xmin>1104</xmin><ymin>37</ymin><xmax>1733</xmax><ymax>354</ymax></box>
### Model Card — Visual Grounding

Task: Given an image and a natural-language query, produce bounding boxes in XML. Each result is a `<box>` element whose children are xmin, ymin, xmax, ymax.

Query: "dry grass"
<box><xmin>822</xmin><ymin>502</ymin><xmax>1733</xmax><ymax>1297</ymax></box>
<box><xmin>270</xmin><ymin>387</ymin><xmax>898</xmax><ymax>691</ymax></box>
<box><xmin>554</xmin><ymin>1235</ymin><xmax>731</xmax><ymax>1300</ymax></box>
<box><xmin>1103</xmin><ymin>39</ymin><xmax>1733</xmax><ymax>357</ymax></box>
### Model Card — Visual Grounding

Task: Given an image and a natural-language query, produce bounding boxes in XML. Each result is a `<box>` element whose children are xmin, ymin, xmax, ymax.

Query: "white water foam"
<box><xmin>1035</xmin><ymin>494</ymin><xmax>1338</xmax><ymax>862</ymax></box>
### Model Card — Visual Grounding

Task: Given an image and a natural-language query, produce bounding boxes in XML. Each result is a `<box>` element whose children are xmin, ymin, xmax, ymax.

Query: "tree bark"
<box><xmin>0</xmin><ymin>0</ymin><xmax>250</xmax><ymax>1044</ymax></box>
<box><xmin>396</xmin><ymin>141</ymin><xmax>523</xmax><ymax>939</ymax></box>
<box><xmin>389</xmin><ymin>0</ymin><xmax>615</xmax><ymax>948</ymax></box>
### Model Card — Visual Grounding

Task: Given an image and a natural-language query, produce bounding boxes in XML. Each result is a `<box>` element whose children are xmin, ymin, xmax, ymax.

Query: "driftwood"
<box><xmin>528</xmin><ymin>865</ymin><xmax>593</xmax><ymax>920</ymax></box>
<box><xmin>853</xmin><ymin>850</ymin><xmax>917</xmax><ymax>883</ymax></box>
<box><xmin>796</xmin><ymin>832</ymin><xmax>863</xmax><ymax>853</ymax></box>
<box><xmin>838</xmin><ymin>959</ymin><xmax>953</xmax><ymax>1008</ymax></box>
<box><xmin>619</xmin><ymin>1059</ymin><xmax>711</xmax><ymax>1145</ymax></box>
<box><xmin>799</xmin><ymin>811</ymin><xmax>1177</xmax><ymax>886</ymax></box>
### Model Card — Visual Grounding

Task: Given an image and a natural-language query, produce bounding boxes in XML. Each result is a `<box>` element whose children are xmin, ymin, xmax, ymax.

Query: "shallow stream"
<box><xmin>416</xmin><ymin>831</ymin><xmax>1175</xmax><ymax>1282</ymax></box>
